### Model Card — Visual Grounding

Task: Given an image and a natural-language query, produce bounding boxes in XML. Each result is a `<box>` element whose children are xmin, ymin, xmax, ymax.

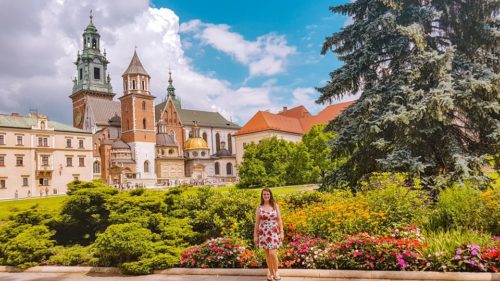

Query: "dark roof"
<box><xmin>108</xmin><ymin>114</ymin><xmax>121</xmax><ymax>127</ymax></box>
<box><xmin>0</xmin><ymin>114</ymin><xmax>89</xmax><ymax>134</ymax></box>
<box><xmin>156</xmin><ymin>133</ymin><xmax>177</xmax><ymax>146</ymax></box>
<box><xmin>111</xmin><ymin>140</ymin><xmax>130</xmax><ymax>149</ymax></box>
<box><xmin>214</xmin><ymin>148</ymin><xmax>232</xmax><ymax>157</ymax></box>
<box><xmin>155</xmin><ymin>101</ymin><xmax>240</xmax><ymax>129</ymax></box>
<box><xmin>122</xmin><ymin>50</ymin><xmax>149</xmax><ymax>77</ymax></box>
<box><xmin>87</xmin><ymin>98</ymin><xmax>121</xmax><ymax>126</ymax></box>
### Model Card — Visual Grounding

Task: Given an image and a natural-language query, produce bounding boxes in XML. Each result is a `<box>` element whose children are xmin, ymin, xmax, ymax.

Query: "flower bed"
<box><xmin>180</xmin><ymin>228</ymin><xmax>499</xmax><ymax>272</ymax></box>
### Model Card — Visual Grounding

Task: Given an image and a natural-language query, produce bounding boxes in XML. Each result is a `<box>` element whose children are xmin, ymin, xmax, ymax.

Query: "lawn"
<box><xmin>0</xmin><ymin>196</ymin><xmax>67</xmax><ymax>221</ymax></box>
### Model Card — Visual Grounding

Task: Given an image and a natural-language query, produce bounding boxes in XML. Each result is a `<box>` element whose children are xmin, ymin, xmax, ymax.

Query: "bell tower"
<box><xmin>119</xmin><ymin>50</ymin><xmax>156</xmax><ymax>179</ymax></box>
<box><xmin>70</xmin><ymin>11</ymin><xmax>114</xmax><ymax>129</ymax></box>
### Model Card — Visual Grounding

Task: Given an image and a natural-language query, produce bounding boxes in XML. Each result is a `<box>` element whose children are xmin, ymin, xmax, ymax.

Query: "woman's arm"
<box><xmin>277</xmin><ymin>204</ymin><xmax>284</xmax><ymax>239</ymax></box>
<box><xmin>253</xmin><ymin>207</ymin><xmax>260</xmax><ymax>245</ymax></box>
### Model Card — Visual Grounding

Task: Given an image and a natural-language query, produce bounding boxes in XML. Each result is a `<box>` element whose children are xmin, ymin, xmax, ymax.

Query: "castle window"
<box><xmin>142</xmin><ymin>80</ymin><xmax>145</xmax><ymax>90</ymax></box>
<box><xmin>79</xmin><ymin>157</ymin><xmax>85</xmax><ymax>167</ymax></box>
<box><xmin>93</xmin><ymin>161</ymin><xmax>101</xmax><ymax>174</ymax></box>
<box><xmin>215</xmin><ymin>162</ymin><xmax>220</xmax><ymax>175</ymax></box>
<box><xmin>16</xmin><ymin>156</ymin><xmax>24</xmax><ymax>166</ymax></box>
<box><xmin>92</xmin><ymin>38</ymin><xmax>97</xmax><ymax>49</ymax></box>
<box><xmin>144</xmin><ymin>161</ymin><xmax>150</xmax><ymax>173</ymax></box>
<box><xmin>66</xmin><ymin>139</ymin><xmax>72</xmax><ymax>148</ymax></box>
<box><xmin>226</xmin><ymin>163</ymin><xmax>233</xmax><ymax>175</ymax></box>
<box><xmin>143</xmin><ymin>118</ymin><xmax>147</xmax><ymax>129</ymax></box>
<box><xmin>202</xmin><ymin>132</ymin><xmax>207</xmax><ymax>142</ymax></box>
<box><xmin>132</xmin><ymin>80</ymin><xmax>136</xmax><ymax>90</ymax></box>
<box><xmin>0</xmin><ymin>135</ymin><xmax>4</xmax><ymax>145</ymax></box>
<box><xmin>79</xmin><ymin>68</ymin><xmax>82</xmax><ymax>80</ymax></box>
<box><xmin>42</xmin><ymin>156</ymin><xmax>49</xmax><ymax>166</ymax></box>
<box><xmin>41</xmin><ymin>121</ymin><xmax>46</xmax><ymax>130</ymax></box>
<box><xmin>142</xmin><ymin>101</ymin><xmax>146</xmax><ymax>111</ymax></box>
<box><xmin>228</xmin><ymin>134</ymin><xmax>232</xmax><ymax>153</ymax></box>
<box><xmin>94</xmin><ymin>67</ymin><xmax>100</xmax><ymax>80</ymax></box>
<box><xmin>215</xmin><ymin>133</ymin><xmax>221</xmax><ymax>152</ymax></box>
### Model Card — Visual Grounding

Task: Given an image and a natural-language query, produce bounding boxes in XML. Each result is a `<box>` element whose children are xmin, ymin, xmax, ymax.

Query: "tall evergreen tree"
<box><xmin>318</xmin><ymin>0</ymin><xmax>499</xmax><ymax>189</ymax></box>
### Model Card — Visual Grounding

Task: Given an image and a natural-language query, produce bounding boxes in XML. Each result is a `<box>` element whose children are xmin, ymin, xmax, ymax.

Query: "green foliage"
<box><xmin>318</xmin><ymin>0</ymin><xmax>500</xmax><ymax>190</ymax></box>
<box><xmin>238</xmin><ymin>137</ymin><xmax>293</xmax><ymax>188</ymax></box>
<box><xmin>67</xmin><ymin>179</ymin><xmax>110</xmax><ymax>195</ymax></box>
<box><xmin>302</xmin><ymin>125</ymin><xmax>336</xmax><ymax>182</ymax></box>
<box><xmin>286</xmin><ymin>142</ymin><xmax>313</xmax><ymax>185</ymax></box>
<box><xmin>93</xmin><ymin>223</ymin><xmax>153</xmax><ymax>266</ymax></box>
<box><xmin>360</xmin><ymin>173</ymin><xmax>430</xmax><ymax>228</ymax></box>
<box><xmin>56</xmin><ymin>184</ymin><xmax>117</xmax><ymax>245</ymax></box>
<box><xmin>47</xmin><ymin>245</ymin><xmax>94</xmax><ymax>266</ymax></box>
<box><xmin>419</xmin><ymin>228</ymin><xmax>494</xmax><ymax>270</ymax></box>
<box><xmin>428</xmin><ymin>182</ymin><xmax>497</xmax><ymax>233</ymax></box>
<box><xmin>0</xmin><ymin>225</ymin><xmax>55</xmax><ymax>268</ymax></box>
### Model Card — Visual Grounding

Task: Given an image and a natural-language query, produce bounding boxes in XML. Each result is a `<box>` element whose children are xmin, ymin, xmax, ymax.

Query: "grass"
<box><xmin>0</xmin><ymin>196</ymin><xmax>67</xmax><ymax>221</ymax></box>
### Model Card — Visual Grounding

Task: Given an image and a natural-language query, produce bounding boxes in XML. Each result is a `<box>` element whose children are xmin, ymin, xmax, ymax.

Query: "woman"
<box><xmin>254</xmin><ymin>188</ymin><xmax>284</xmax><ymax>281</ymax></box>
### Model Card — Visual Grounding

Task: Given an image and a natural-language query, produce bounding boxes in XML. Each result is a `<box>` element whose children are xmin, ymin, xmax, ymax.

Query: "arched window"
<box><xmin>144</xmin><ymin>161</ymin><xmax>150</xmax><ymax>173</ymax></box>
<box><xmin>40</xmin><ymin>121</ymin><xmax>46</xmax><ymax>130</ymax></box>
<box><xmin>92</xmin><ymin>38</ymin><xmax>97</xmax><ymax>49</ymax></box>
<box><xmin>227</xmin><ymin>134</ymin><xmax>233</xmax><ymax>153</ymax></box>
<box><xmin>142</xmin><ymin>101</ymin><xmax>146</xmax><ymax>111</ymax></box>
<box><xmin>215</xmin><ymin>162</ymin><xmax>220</xmax><ymax>175</ymax></box>
<box><xmin>141</xmin><ymin>80</ymin><xmax>145</xmax><ymax>90</ymax></box>
<box><xmin>215</xmin><ymin>133</ymin><xmax>220</xmax><ymax>152</ymax></box>
<box><xmin>143</xmin><ymin>118</ymin><xmax>147</xmax><ymax>129</ymax></box>
<box><xmin>226</xmin><ymin>163</ymin><xmax>233</xmax><ymax>175</ymax></box>
<box><xmin>127</xmin><ymin>120</ymin><xmax>130</xmax><ymax>130</ymax></box>
<box><xmin>202</xmin><ymin>132</ymin><xmax>207</xmax><ymax>142</ymax></box>
<box><xmin>93</xmin><ymin>161</ymin><xmax>101</xmax><ymax>174</ymax></box>
<box><xmin>132</xmin><ymin>80</ymin><xmax>136</xmax><ymax>90</ymax></box>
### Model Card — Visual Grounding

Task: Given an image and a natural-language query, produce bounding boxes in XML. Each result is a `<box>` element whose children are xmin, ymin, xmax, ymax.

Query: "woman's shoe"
<box><xmin>274</xmin><ymin>273</ymin><xmax>282</xmax><ymax>280</ymax></box>
<box><xmin>267</xmin><ymin>273</ymin><xmax>274</xmax><ymax>281</ymax></box>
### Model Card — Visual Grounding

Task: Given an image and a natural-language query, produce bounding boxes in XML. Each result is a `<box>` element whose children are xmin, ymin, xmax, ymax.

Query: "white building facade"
<box><xmin>0</xmin><ymin>113</ymin><xmax>93</xmax><ymax>199</ymax></box>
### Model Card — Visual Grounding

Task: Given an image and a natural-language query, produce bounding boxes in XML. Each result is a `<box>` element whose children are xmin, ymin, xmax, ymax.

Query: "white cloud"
<box><xmin>0</xmin><ymin>0</ymin><xmax>290</xmax><ymax>125</ymax></box>
<box><xmin>180</xmin><ymin>20</ymin><xmax>296</xmax><ymax>78</ymax></box>
<box><xmin>291</xmin><ymin>87</ymin><xmax>322</xmax><ymax>113</ymax></box>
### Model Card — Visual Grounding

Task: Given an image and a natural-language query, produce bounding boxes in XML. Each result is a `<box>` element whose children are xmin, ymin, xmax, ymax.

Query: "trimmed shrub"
<box><xmin>93</xmin><ymin>223</ymin><xmax>153</xmax><ymax>266</ymax></box>
<box><xmin>47</xmin><ymin>245</ymin><xmax>94</xmax><ymax>266</ymax></box>
<box><xmin>1</xmin><ymin>225</ymin><xmax>55</xmax><ymax>268</ymax></box>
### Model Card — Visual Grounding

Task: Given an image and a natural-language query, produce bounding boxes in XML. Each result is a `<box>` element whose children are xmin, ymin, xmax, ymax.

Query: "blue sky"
<box><xmin>0</xmin><ymin>0</ymin><xmax>353</xmax><ymax>124</ymax></box>
<box><xmin>155</xmin><ymin>0</ymin><xmax>348</xmax><ymax>101</ymax></box>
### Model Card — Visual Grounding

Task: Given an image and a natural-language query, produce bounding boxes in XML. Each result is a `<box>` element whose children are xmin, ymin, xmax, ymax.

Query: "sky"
<box><xmin>0</xmin><ymin>0</ymin><xmax>354</xmax><ymax>125</ymax></box>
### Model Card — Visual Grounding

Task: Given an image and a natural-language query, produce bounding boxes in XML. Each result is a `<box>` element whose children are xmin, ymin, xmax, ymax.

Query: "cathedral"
<box><xmin>69</xmin><ymin>15</ymin><xmax>240</xmax><ymax>186</ymax></box>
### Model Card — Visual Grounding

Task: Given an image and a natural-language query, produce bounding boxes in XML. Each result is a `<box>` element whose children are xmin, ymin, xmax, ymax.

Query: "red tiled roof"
<box><xmin>277</xmin><ymin>105</ymin><xmax>311</xmax><ymax>119</ymax></box>
<box><xmin>236</xmin><ymin>100</ymin><xmax>355</xmax><ymax>136</ymax></box>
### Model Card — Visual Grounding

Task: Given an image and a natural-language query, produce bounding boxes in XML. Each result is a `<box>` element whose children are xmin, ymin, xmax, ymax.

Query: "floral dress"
<box><xmin>258</xmin><ymin>205</ymin><xmax>282</xmax><ymax>249</ymax></box>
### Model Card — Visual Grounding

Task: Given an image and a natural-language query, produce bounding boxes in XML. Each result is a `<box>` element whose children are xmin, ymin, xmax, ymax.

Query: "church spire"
<box><xmin>167</xmin><ymin>67</ymin><xmax>176</xmax><ymax>98</ymax></box>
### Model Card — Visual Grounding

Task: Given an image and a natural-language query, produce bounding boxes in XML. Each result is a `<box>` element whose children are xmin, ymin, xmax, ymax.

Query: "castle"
<box><xmin>69</xmin><ymin>15</ymin><xmax>240</xmax><ymax>186</ymax></box>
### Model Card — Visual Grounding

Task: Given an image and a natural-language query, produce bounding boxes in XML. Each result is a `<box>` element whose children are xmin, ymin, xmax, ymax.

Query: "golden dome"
<box><xmin>184</xmin><ymin>137</ymin><xmax>209</xmax><ymax>150</ymax></box>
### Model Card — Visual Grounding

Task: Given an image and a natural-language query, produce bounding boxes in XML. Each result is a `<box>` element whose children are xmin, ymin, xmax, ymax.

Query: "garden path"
<box><xmin>0</xmin><ymin>273</ymin><xmax>320</xmax><ymax>281</ymax></box>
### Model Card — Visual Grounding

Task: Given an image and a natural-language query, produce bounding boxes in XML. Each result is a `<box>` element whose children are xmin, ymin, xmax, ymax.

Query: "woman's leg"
<box><xmin>263</xmin><ymin>249</ymin><xmax>274</xmax><ymax>278</ymax></box>
<box><xmin>269</xmin><ymin>249</ymin><xmax>280</xmax><ymax>279</ymax></box>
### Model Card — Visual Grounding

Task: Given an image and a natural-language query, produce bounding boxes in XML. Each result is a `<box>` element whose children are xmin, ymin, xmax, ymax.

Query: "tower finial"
<box><xmin>90</xmin><ymin>10</ymin><xmax>93</xmax><ymax>24</ymax></box>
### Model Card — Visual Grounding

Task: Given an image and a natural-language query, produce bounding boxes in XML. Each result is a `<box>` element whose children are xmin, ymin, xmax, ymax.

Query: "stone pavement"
<box><xmin>0</xmin><ymin>273</ymin><xmax>318</xmax><ymax>281</ymax></box>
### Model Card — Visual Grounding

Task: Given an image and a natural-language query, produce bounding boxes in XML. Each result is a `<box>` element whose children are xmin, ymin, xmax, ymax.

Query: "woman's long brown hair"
<box><xmin>260</xmin><ymin>187</ymin><xmax>276</xmax><ymax>209</ymax></box>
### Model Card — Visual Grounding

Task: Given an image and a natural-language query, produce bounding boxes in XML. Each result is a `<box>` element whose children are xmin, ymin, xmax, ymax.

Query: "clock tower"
<box><xmin>70</xmin><ymin>12</ymin><xmax>114</xmax><ymax>129</ymax></box>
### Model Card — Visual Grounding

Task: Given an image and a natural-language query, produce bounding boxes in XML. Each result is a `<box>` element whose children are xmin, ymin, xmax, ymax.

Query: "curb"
<box><xmin>0</xmin><ymin>266</ymin><xmax>499</xmax><ymax>280</ymax></box>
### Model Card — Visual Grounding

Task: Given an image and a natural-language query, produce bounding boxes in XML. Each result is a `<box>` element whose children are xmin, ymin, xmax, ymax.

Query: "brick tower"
<box><xmin>119</xmin><ymin>50</ymin><xmax>156</xmax><ymax>179</ymax></box>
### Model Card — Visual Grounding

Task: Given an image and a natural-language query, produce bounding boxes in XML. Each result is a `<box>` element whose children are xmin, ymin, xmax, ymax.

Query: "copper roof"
<box><xmin>122</xmin><ymin>50</ymin><xmax>149</xmax><ymax>77</ymax></box>
<box><xmin>0</xmin><ymin>113</ymin><xmax>89</xmax><ymax>133</ymax></box>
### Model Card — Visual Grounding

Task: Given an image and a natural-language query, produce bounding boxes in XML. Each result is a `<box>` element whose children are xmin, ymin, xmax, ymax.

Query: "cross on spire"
<box><xmin>89</xmin><ymin>10</ymin><xmax>93</xmax><ymax>24</ymax></box>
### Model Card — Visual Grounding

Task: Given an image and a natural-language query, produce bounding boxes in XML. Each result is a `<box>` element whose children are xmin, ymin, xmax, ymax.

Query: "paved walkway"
<box><xmin>0</xmin><ymin>273</ymin><xmax>318</xmax><ymax>281</ymax></box>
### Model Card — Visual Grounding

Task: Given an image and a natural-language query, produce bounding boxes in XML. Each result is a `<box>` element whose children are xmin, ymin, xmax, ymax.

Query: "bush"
<box><xmin>361</xmin><ymin>173</ymin><xmax>430</xmax><ymax>229</ymax></box>
<box><xmin>93</xmin><ymin>223</ymin><xmax>153</xmax><ymax>266</ymax></box>
<box><xmin>428</xmin><ymin>183</ymin><xmax>491</xmax><ymax>232</ymax></box>
<box><xmin>47</xmin><ymin>245</ymin><xmax>94</xmax><ymax>266</ymax></box>
<box><xmin>1</xmin><ymin>225</ymin><xmax>55</xmax><ymax>268</ymax></box>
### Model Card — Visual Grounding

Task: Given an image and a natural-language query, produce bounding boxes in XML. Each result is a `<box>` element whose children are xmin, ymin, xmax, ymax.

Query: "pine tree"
<box><xmin>317</xmin><ymin>0</ymin><xmax>499</xmax><ymax>189</ymax></box>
